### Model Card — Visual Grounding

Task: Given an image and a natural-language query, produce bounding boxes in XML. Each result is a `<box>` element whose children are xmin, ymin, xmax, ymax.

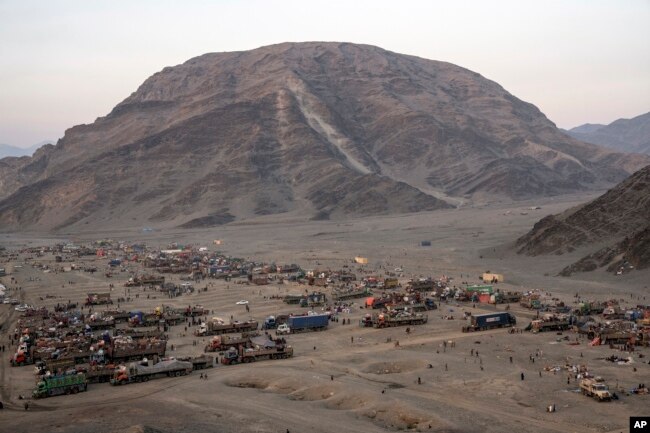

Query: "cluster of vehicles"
<box><xmin>32</xmin><ymin>356</ymin><xmax>209</xmax><ymax>397</ymax></box>
<box><xmin>360</xmin><ymin>311</ymin><xmax>428</xmax><ymax>328</ymax></box>
<box><xmin>13</xmin><ymin>250</ymin><xmax>642</xmax><ymax>412</ymax></box>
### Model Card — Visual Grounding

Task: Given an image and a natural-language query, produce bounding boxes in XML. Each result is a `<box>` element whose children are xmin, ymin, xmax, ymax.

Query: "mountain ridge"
<box><xmin>1</xmin><ymin>42</ymin><xmax>648</xmax><ymax>231</ymax></box>
<box><xmin>516</xmin><ymin>164</ymin><xmax>650</xmax><ymax>274</ymax></box>
<box><xmin>565</xmin><ymin>112</ymin><xmax>650</xmax><ymax>155</ymax></box>
<box><xmin>0</xmin><ymin>141</ymin><xmax>53</xmax><ymax>159</ymax></box>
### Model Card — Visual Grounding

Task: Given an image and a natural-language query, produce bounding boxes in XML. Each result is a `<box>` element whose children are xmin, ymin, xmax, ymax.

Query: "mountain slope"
<box><xmin>516</xmin><ymin>165</ymin><xmax>650</xmax><ymax>274</ymax></box>
<box><xmin>0</xmin><ymin>42</ymin><xmax>648</xmax><ymax>231</ymax></box>
<box><xmin>566</xmin><ymin>112</ymin><xmax>650</xmax><ymax>154</ymax></box>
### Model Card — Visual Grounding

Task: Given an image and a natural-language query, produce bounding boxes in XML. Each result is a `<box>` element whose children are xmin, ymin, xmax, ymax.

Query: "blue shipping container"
<box><xmin>472</xmin><ymin>312</ymin><xmax>516</xmax><ymax>328</ymax></box>
<box><xmin>287</xmin><ymin>314</ymin><xmax>329</xmax><ymax>330</ymax></box>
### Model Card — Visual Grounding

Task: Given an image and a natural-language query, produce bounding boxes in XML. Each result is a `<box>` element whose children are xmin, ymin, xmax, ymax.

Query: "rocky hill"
<box><xmin>566</xmin><ymin>112</ymin><xmax>650</xmax><ymax>154</ymax></box>
<box><xmin>516</xmin><ymin>165</ymin><xmax>650</xmax><ymax>274</ymax></box>
<box><xmin>0</xmin><ymin>42</ymin><xmax>648</xmax><ymax>231</ymax></box>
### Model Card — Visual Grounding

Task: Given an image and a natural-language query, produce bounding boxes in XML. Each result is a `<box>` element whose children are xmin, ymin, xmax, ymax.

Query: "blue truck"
<box><xmin>277</xmin><ymin>314</ymin><xmax>330</xmax><ymax>334</ymax></box>
<box><xmin>262</xmin><ymin>315</ymin><xmax>290</xmax><ymax>330</ymax></box>
<box><xmin>463</xmin><ymin>312</ymin><xmax>516</xmax><ymax>332</ymax></box>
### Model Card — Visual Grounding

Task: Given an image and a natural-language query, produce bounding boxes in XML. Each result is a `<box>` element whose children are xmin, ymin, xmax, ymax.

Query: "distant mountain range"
<box><xmin>565</xmin><ymin>112</ymin><xmax>650</xmax><ymax>155</ymax></box>
<box><xmin>0</xmin><ymin>42</ymin><xmax>648</xmax><ymax>231</ymax></box>
<box><xmin>0</xmin><ymin>141</ymin><xmax>52</xmax><ymax>159</ymax></box>
<box><xmin>517</xmin><ymin>164</ymin><xmax>650</xmax><ymax>275</ymax></box>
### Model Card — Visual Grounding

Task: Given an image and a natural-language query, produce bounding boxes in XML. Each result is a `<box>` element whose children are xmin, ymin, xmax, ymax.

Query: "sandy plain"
<box><xmin>0</xmin><ymin>193</ymin><xmax>648</xmax><ymax>433</ymax></box>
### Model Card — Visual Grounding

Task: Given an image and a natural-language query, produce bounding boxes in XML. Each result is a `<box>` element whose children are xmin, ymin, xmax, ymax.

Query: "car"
<box><xmin>235</xmin><ymin>300</ymin><xmax>249</xmax><ymax>305</ymax></box>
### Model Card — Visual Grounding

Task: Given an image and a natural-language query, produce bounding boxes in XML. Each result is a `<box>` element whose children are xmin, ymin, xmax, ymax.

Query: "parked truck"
<box><xmin>85</xmin><ymin>318</ymin><xmax>116</xmax><ymax>330</ymax></box>
<box><xmin>108</xmin><ymin>339</ymin><xmax>167</xmax><ymax>362</ymax></box>
<box><xmin>383</xmin><ymin>278</ymin><xmax>399</xmax><ymax>289</ymax></box>
<box><xmin>528</xmin><ymin>314</ymin><xmax>571</xmax><ymax>333</ymax></box>
<box><xmin>276</xmin><ymin>314</ymin><xmax>330</xmax><ymax>334</ymax></box>
<box><xmin>204</xmin><ymin>333</ymin><xmax>259</xmax><ymax>352</ymax></box>
<box><xmin>406</xmin><ymin>279</ymin><xmax>434</xmax><ymax>292</ymax></box>
<box><xmin>332</xmin><ymin>287</ymin><xmax>372</xmax><ymax>301</ymax></box>
<box><xmin>579</xmin><ymin>378</ymin><xmax>612</xmax><ymax>401</ymax></box>
<box><xmin>462</xmin><ymin>312</ymin><xmax>516</xmax><ymax>332</ymax></box>
<box><xmin>86</xmin><ymin>293</ymin><xmax>113</xmax><ymax>306</ymax></box>
<box><xmin>221</xmin><ymin>342</ymin><xmax>293</xmax><ymax>364</ymax></box>
<box><xmin>110</xmin><ymin>359</ymin><xmax>193</xmax><ymax>385</ymax></box>
<box><xmin>10</xmin><ymin>348</ymin><xmax>34</xmax><ymax>366</ymax></box>
<box><xmin>33</xmin><ymin>373</ymin><xmax>88</xmax><ymax>398</ymax></box>
<box><xmin>125</xmin><ymin>275</ymin><xmax>165</xmax><ymax>287</ymax></box>
<box><xmin>195</xmin><ymin>319</ymin><xmax>258</xmax><ymax>336</ymax></box>
<box><xmin>493</xmin><ymin>291</ymin><xmax>522</xmax><ymax>304</ymax></box>
<box><xmin>261</xmin><ymin>315</ymin><xmax>289</xmax><ymax>330</ymax></box>
<box><xmin>102</xmin><ymin>309</ymin><xmax>130</xmax><ymax>323</ymax></box>
<box><xmin>520</xmin><ymin>297</ymin><xmax>541</xmax><ymax>310</ymax></box>
<box><xmin>128</xmin><ymin>312</ymin><xmax>162</xmax><ymax>327</ymax></box>
<box><xmin>396</xmin><ymin>298</ymin><xmax>437</xmax><ymax>312</ymax></box>
<box><xmin>114</xmin><ymin>327</ymin><xmax>165</xmax><ymax>340</ymax></box>
<box><xmin>42</xmin><ymin>358</ymin><xmax>76</xmax><ymax>374</ymax></box>
<box><xmin>182</xmin><ymin>305</ymin><xmax>210</xmax><ymax>317</ymax></box>
<box><xmin>575</xmin><ymin>301</ymin><xmax>605</xmax><ymax>316</ymax></box>
<box><xmin>82</xmin><ymin>364</ymin><xmax>116</xmax><ymax>383</ymax></box>
<box><xmin>283</xmin><ymin>294</ymin><xmax>304</xmax><ymax>305</ymax></box>
<box><xmin>360</xmin><ymin>311</ymin><xmax>428</xmax><ymax>328</ymax></box>
<box><xmin>178</xmin><ymin>355</ymin><xmax>214</xmax><ymax>370</ymax></box>
<box><xmin>299</xmin><ymin>292</ymin><xmax>327</xmax><ymax>307</ymax></box>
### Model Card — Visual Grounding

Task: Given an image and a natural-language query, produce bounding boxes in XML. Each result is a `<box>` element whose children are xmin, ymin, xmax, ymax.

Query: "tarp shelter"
<box><xmin>482</xmin><ymin>273</ymin><xmax>504</xmax><ymax>283</ymax></box>
<box><xmin>251</xmin><ymin>336</ymin><xmax>276</xmax><ymax>348</ymax></box>
<box><xmin>355</xmin><ymin>256</ymin><xmax>368</xmax><ymax>264</ymax></box>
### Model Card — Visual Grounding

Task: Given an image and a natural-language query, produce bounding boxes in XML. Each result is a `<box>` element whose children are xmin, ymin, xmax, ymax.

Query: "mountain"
<box><xmin>0</xmin><ymin>141</ymin><xmax>52</xmax><ymax>159</ymax></box>
<box><xmin>567</xmin><ymin>124</ymin><xmax>606</xmax><ymax>135</ymax></box>
<box><xmin>0</xmin><ymin>42</ymin><xmax>648</xmax><ymax>231</ymax></box>
<box><xmin>516</xmin><ymin>164</ymin><xmax>650</xmax><ymax>274</ymax></box>
<box><xmin>566</xmin><ymin>112</ymin><xmax>650</xmax><ymax>154</ymax></box>
<box><xmin>0</xmin><ymin>144</ymin><xmax>27</xmax><ymax>158</ymax></box>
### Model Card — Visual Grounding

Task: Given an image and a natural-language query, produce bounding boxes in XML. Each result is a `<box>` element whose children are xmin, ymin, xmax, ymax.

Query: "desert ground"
<box><xmin>0</xmin><ymin>193</ymin><xmax>648</xmax><ymax>433</ymax></box>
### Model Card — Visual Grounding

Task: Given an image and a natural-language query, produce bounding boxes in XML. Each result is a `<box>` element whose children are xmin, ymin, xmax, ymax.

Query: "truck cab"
<box><xmin>11</xmin><ymin>350</ymin><xmax>32</xmax><ymax>366</ymax></box>
<box><xmin>263</xmin><ymin>316</ymin><xmax>277</xmax><ymax>329</ymax></box>
<box><xmin>222</xmin><ymin>347</ymin><xmax>241</xmax><ymax>364</ymax></box>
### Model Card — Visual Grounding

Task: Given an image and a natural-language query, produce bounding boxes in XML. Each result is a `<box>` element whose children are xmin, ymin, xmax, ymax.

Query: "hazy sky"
<box><xmin>1</xmin><ymin>0</ymin><xmax>648</xmax><ymax>148</ymax></box>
